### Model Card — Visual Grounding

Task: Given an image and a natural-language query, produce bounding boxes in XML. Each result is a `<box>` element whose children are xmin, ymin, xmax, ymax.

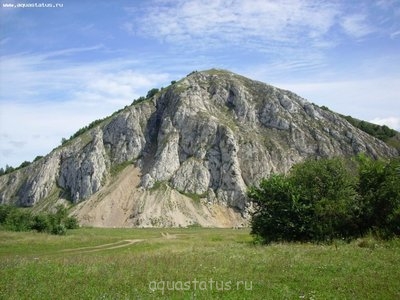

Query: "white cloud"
<box><xmin>121</xmin><ymin>0</ymin><xmax>346</xmax><ymax>77</ymax></box>
<box><xmin>340</xmin><ymin>14</ymin><xmax>375</xmax><ymax>38</ymax></box>
<box><xmin>128</xmin><ymin>0</ymin><xmax>339</xmax><ymax>50</ymax></box>
<box><xmin>0</xmin><ymin>49</ymin><xmax>171</xmax><ymax>168</ymax></box>
<box><xmin>390</xmin><ymin>30</ymin><xmax>400</xmax><ymax>39</ymax></box>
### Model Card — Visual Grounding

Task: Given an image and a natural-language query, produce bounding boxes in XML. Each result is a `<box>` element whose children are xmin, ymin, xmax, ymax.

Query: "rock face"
<box><xmin>0</xmin><ymin>69</ymin><xmax>397</xmax><ymax>227</ymax></box>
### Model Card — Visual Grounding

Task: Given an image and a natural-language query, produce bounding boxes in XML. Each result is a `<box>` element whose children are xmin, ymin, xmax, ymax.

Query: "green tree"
<box><xmin>0</xmin><ymin>204</ymin><xmax>79</xmax><ymax>235</ymax></box>
<box><xmin>31</xmin><ymin>214</ymin><xmax>51</xmax><ymax>232</ymax></box>
<box><xmin>33</xmin><ymin>156</ymin><xmax>43</xmax><ymax>162</ymax></box>
<box><xmin>18</xmin><ymin>161</ymin><xmax>31</xmax><ymax>169</ymax></box>
<box><xmin>290</xmin><ymin>158</ymin><xmax>359</xmax><ymax>240</ymax></box>
<box><xmin>249</xmin><ymin>158</ymin><xmax>360</xmax><ymax>243</ymax></box>
<box><xmin>64</xmin><ymin>216</ymin><xmax>79</xmax><ymax>229</ymax></box>
<box><xmin>4</xmin><ymin>208</ymin><xmax>33</xmax><ymax>232</ymax></box>
<box><xmin>249</xmin><ymin>175</ymin><xmax>305</xmax><ymax>243</ymax></box>
<box><xmin>357</xmin><ymin>155</ymin><xmax>400</xmax><ymax>237</ymax></box>
<box><xmin>5</xmin><ymin>165</ymin><xmax>14</xmax><ymax>174</ymax></box>
<box><xmin>146</xmin><ymin>88</ymin><xmax>159</xmax><ymax>99</ymax></box>
<box><xmin>49</xmin><ymin>205</ymin><xmax>79</xmax><ymax>231</ymax></box>
<box><xmin>0</xmin><ymin>205</ymin><xmax>14</xmax><ymax>224</ymax></box>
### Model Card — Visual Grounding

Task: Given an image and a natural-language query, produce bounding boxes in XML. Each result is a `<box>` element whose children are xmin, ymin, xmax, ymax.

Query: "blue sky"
<box><xmin>0</xmin><ymin>0</ymin><xmax>399</xmax><ymax>168</ymax></box>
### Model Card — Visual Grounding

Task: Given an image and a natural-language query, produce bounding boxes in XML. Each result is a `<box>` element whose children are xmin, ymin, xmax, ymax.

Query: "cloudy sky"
<box><xmin>0</xmin><ymin>0</ymin><xmax>399</xmax><ymax>168</ymax></box>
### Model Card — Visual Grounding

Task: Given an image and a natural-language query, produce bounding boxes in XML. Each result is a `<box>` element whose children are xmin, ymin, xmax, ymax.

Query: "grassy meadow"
<box><xmin>0</xmin><ymin>227</ymin><xmax>399</xmax><ymax>299</ymax></box>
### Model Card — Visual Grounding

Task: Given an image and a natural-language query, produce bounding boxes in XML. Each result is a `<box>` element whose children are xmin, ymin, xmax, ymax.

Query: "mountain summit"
<box><xmin>0</xmin><ymin>69</ymin><xmax>397</xmax><ymax>227</ymax></box>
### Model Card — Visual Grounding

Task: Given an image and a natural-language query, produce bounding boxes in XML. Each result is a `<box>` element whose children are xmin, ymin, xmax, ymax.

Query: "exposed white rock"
<box><xmin>171</xmin><ymin>159</ymin><xmax>210</xmax><ymax>195</ymax></box>
<box><xmin>0</xmin><ymin>69</ymin><xmax>398</xmax><ymax>226</ymax></box>
<box><xmin>58</xmin><ymin>129</ymin><xmax>108</xmax><ymax>203</ymax></box>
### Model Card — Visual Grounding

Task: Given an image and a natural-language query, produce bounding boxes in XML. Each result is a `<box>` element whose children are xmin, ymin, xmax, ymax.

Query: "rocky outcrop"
<box><xmin>0</xmin><ymin>69</ymin><xmax>397</xmax><ymax>226</ymax></box>
<box><xmin>58</xmin><ymin>129</ymin><xmax>108</xmax><ymax>202</ymax></box>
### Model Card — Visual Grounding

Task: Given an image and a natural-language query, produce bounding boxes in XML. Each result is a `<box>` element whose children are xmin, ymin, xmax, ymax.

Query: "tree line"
<box><xmin>0</xmin><ymin>205</ymin><xmax>79</xmax><ymax>235</ymax></box>
<box><xmin>0</xmin><ymin>156</ymin><xmax>43</xmax><ymax>176</ymax></box>
<box><xmin>320</xmin><ymin>105</ymin><xmax>397</xmax><ymax>143</ymax></box>
<box><xmin>249</xmin><ymin>155</ymin><xmax>400</xmax><ymax>243</ymax></box>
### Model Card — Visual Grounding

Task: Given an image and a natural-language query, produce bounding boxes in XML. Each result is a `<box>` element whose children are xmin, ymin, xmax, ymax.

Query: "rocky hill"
<box><xmin>0</xmin><ymin>69</ymin><xmax>397</xmax><ymax>227</ymax></box>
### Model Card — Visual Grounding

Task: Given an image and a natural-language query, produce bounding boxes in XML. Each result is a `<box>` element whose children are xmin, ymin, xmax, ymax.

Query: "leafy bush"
<box><xmin>357</xmin><ymin>155</ymin><xmax>400</xmax><ymax>238</ymax></box>
<box><xmin>31</xmin><ymin>214</ymin><xmax>51</xmax><ymax>232</ymax></box>
<box><xmin>64</xmin><ymin>216</ymin><xmax>79</xmax><ymax>229</ymax></box>
<box><xmin>133</xmin><ymin>96</ymin><xmax>146</xmax><ymax>105</ymax></box>
<box><xmin>34</xmin><ymin>155</ymin><xmax>44</xmax><ymax>162</ymax></box>
<box><xmin>249</xmin><ymin>175</ymin><xmax>307</xmax><ymax>243</ymax></box>
<box><xmin>0</xmin><ymin>165</ymin><xmax>15</xmax><ymax>176</ymax></box>
<box><xmin>18</xmin><ymin>161</ymin><xmax>31</xmax><ymax>169</ymax></box>
<box><xmin>146</xmin><ymin>88</ymin><xmax>159</xmax><ymax>99</ymax></box>
<box><xmin>0</xmin><ymin>205</ymin><xmax>79</xmax><ymax>235</ymax></box>
<box><xmin>290</xmin><ymin>158</ymin><xmax>360</xmax><ymax>241</ymax></box>
<box><xmin>0</xmin><ymin>205</ymin><xmax>13</xmax><ymax>223</ymax></box>
<box><xmin>249</xmin><ymin>156</ymin><xmax>400</xmax><ymax>244</ymax></box>
<box><xmin>4</xmin><ymin>208</ymin><xmax>33</xmax><ymax>232</ymax></box>
<box><xmin>51</xmin><ymin>224</ymin><xmax>67</xmax><ymax>235</ymax></box>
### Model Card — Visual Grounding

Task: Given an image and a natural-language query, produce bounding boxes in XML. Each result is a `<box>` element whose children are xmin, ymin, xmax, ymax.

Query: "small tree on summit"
<box><xmin>146</xmin><ymin>88</ymin><xmax>159</xmax><ymax>99</ymax></box>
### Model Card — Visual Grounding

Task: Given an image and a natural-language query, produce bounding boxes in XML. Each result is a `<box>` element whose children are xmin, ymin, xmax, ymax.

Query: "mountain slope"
<box><xmin>0</xmin><ymin>69</ymin><xmax>397</xmax><ymax>227</ymax></box>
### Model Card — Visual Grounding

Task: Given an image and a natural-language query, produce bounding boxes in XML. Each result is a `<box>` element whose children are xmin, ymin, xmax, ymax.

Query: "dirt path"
<box><xmin>61</xmin><ymin>239</ymin><xmax>144</xmax><ymax>254</ymax></box>
<box><xmin>59</xmin><ymin>232</ymin><xmax>185</xmax><ymax>255</ymax></box>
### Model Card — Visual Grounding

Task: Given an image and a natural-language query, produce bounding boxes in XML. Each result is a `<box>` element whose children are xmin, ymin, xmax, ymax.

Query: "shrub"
<box><xmin>357</xmin><ymin>155</ymin><xmax>400</xmax><ymax>237</ymax></box>
<box><xmin>289</xmin><ymin>158</ymin><xmax>360</xmax><ymax>241</ymax></box>
<box><xmin>4</xmin><ymin>165</ymin><xmax>14</xmax><ymax>175</ymax></box>
<box><xmin>33</xmin><ymin>155</ymin><xmax>44</xmax><ymax>162</ymax></box>
<box><xmin>51</xmin><ymin>224</ymin><xmax>67</xmax><ymax>235</ymax></box>
<box><xmin>134</xmin><ymin>96</ymin><xmax>146</xmax><ymax>105</ymax></box>
<box><xmin>249</xmin><ymin>175</ymin><xmax>308</xmax><ymax>243</ymax></box>
<box><xmin>31</xmin><ymin>214</ymin><xmax>51</xmax><ymax>232</ymax></box>
<box><xmin>0</xmin><ymin>205</ymin><xmax>14</xmax><ymax>224</ymax></box>
<box><xmin>18</xmin><ymin>161</ymin><xmax>31</xmax><ymax>169</ymax></box>
<box><xmin>4</xmin><ymin>208</ymin><xmax>33</xmax><ymax>232</ymax></box>
<box><xmin>146</xmin><ymin>88</ymin><xmax>159</xmax><ymax>99</ymax></box>
<box><xmin>249</xmin><ymin>156</ymin><xmax>399</xmax><ymax>244</ymax></box>
<box><xmin>64</xmin><ymin>216</ymin><xmax>79</xmax><ymax>229</ymax></box>
<box><xmin>0</xmin><ymin>204</ymin><xmax>79</xmax><ymax>235</ymax></box>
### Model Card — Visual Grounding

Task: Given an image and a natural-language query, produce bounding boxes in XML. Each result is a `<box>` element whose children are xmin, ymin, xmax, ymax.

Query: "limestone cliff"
<box><xmin>0</xmin><ymin>69</ymin><xmax>397</xmax><ymax>227</ymax></box>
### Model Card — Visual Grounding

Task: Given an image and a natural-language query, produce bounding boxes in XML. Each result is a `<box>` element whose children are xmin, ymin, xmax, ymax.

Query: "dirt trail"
<box><xmin>61</xmin><ymin>239</ymin><xmax>143</xmax><ymax>254</ymax></box>
<box><xmin>59</xmin><ymin>232</ymin><xmax>185</xmax><ymax>255</ymax></box>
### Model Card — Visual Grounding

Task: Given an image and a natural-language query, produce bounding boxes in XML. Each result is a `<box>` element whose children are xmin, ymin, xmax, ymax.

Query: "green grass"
<box><xmin>149</xmin><ymin>181</ymin><xmax>169</xmax><ymax>192</ymax></box>
<box><xmin>0</xmin><ymin>228</ymin><xmax>399</xmax><ymax>299</ymax></box>
<box><xmin>110</xmin><ymin>160</ymin><xmax>134</xmax><ymax>178</ymax></box>
<box><xmin>178</xmin><ymin>191</ymin><xmax>207</xmax><ymax>203</ymax></box>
